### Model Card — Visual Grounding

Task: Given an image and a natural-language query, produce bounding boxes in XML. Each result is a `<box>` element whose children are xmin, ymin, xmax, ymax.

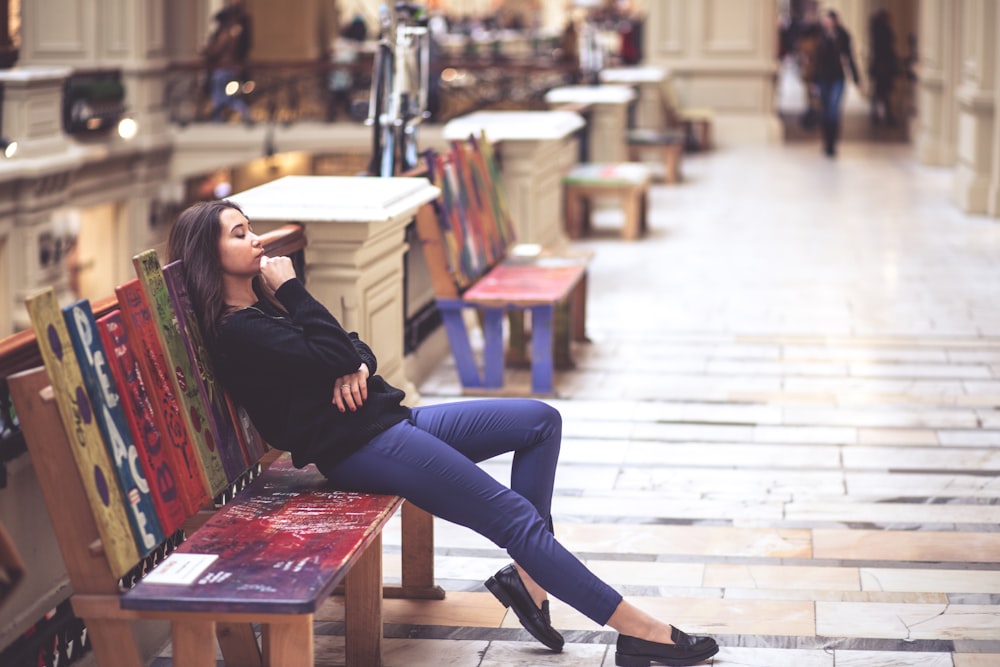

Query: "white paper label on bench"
<box><xmin>144</xmin><ymin>553</ymin><xmax>219</xmax><ymax>585</ymax></box>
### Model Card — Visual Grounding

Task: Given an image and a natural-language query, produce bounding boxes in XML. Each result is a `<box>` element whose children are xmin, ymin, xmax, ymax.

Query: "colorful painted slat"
<box><xmin>25</xmin><ymin>289</ymin><xmax>140</xmax><ymax>577</ymax></box>
<box><xmin>63</xmin><ymin>300</ymin><xmax>164</xmax><ymax>556</ymax></box>
<box><xmin>97</xmin><ymin>310</ymin><xmax>189</xmax><ymax>536</ymax></box>
<box><xmin>133</xmin><ymin>250</ymin><xmax>230</xmax><ymax>495</ymax></box>
<box><xmin>116</xmin><ymin>279</ymin><xmax>211</xmax><ymax>516</ymax></box>
<box><xmin>162</xmin><ymin>260</ymin><xmax>251</xmax><ymax>476</ymax></box>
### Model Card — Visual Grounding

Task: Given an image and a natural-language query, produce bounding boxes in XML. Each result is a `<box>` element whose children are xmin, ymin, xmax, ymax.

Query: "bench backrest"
<box><xmin>418</xmin><ymin>133</ymin><xmax>517</xmax><ymax>298</ymax></box>
<box><xmin>7</xmin><ymin>224</ymin><xmax>303</xmax><ymax>583</ymax></box>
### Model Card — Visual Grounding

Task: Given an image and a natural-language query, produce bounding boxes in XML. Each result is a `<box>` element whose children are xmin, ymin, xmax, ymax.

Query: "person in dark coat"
<box><xmin>811</xmin><ymin>9</ymin><xmax>859</xmax><ymax>156</ymax></box>
<box><xmin>868</xmin><ymin>9</ymin><xmax>898</xmax><ymax>126</ymax></box>
<box><xmin>202</xmin><ymin>0</ymin><xmax>253</xmax><ymax>123</ymax></box>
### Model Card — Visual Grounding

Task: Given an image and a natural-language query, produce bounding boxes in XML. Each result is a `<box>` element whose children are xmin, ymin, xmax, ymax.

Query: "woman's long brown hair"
<box><xmin>167</xmin><ymin>199</ymin><xmax>249</xmax><ymax>348</ymax></box>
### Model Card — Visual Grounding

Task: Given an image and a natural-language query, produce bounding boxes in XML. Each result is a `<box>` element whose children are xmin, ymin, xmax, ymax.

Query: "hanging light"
<box><xmin>117</xmin><ymin>116</ymin><xmax>138</xmax><ymax>140</ymax></box>
<box><xmin>0</xmin><ymin>138</ymin><xmax>17</xmax><ymax>158</ymax></box>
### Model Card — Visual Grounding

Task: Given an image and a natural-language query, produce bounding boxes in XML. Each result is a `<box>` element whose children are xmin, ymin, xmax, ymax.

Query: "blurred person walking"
<box><xmin>811</xmin><ymin>9</ymin><xmax>859</xmax><ymax>157</ymax></box>
<box><xmin>868</xmin><ymin>9</ymin><xmax>898</xmax><ymax>126</ymax></box>
<box><xmin>203</xmin><ymin>0</ymin><xmax>253</xmax><ymax>124</ymax></box>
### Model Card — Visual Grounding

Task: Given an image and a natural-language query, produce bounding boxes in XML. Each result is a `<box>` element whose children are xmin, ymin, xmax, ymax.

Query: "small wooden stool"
<box><xmin>563</xmin><ymin>163</ymin><xmax>652</xmax><ymax>241</ymax></box>
<box><xmin>626</xmin><ymin>128</ymin><xmax>684</xmax><ymax>183</ymax></box>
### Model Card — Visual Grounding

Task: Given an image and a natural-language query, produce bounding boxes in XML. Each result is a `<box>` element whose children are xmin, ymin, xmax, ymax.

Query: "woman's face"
<box><xmin>217</xmin><ymin>207</ymin><xmax>263</xmax><ymax>278</ymax></box>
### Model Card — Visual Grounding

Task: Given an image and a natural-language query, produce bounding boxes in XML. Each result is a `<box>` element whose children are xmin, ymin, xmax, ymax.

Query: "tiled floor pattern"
<box><xmin>155</xmin><ymin>139</ymin><xmax>1000</xmax><ymax>665</ymax></box>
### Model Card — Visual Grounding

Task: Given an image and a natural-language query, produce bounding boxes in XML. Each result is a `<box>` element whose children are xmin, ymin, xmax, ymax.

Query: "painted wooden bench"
<box><xmin>626</xmin><ymin>127</ymin><xmax>684</xmax><ymax>184</ymax></box>
<box><xmin>563</xmin><ymin>162</ymin><xmax>653</xmax><ymax>241</ymax></box>
<box><xmin>417</xmin><ymin>135</ymin><xmax>591</xmax><ymax>395</ymax></box>
<box><xmin>4</xmin><ymin>224</ymin><xmax>441</xmax><ymax>667</ymax></box>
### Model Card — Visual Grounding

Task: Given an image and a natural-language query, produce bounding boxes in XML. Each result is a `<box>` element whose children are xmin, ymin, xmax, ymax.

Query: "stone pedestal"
<box><xmin>229</xmin><ymin>176</ymin><xmax>441</xmax><ymax>402</ymax></box>
<box><xmin>0</xmin><ymin>67</ymin><xmax>73</xmax><ymax>159</ymax></box>
<box><xmin>600</xmin><ymin>66</ymin><xmax>670</xmax><ymax>130</ymax></box>
<box><xmin>443</xmin><ymin>110</ymin><xmax>584</xmax><ymax>249</ymax></box>
<box><xmin>544</xmin><ymin>85</ymin><xmax>635</xmax><ymax>163</ymax></box>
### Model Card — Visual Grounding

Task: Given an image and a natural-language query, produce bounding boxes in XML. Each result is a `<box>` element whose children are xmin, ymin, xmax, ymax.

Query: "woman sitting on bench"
<box><xmin>168</xmin><ymin>200</ymin><xmax>719</xmax><ymax>667</ymax></box>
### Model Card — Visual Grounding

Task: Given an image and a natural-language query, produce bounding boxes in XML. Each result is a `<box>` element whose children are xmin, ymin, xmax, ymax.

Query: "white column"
<box><xmin>230</xmin><ymin>176</ymin><xmax>442</xmax><ymax>402</ymax></box>
<box><xmin>643</xmin><ymin>0</ymin><xmax>780</xmax><ymax>145</ymax></box>
<box><xmin>544</xmin><ymin>84</ymin><xmax>635</xmax><ymax>162</ymax></box>
<box><xmin>601</xmin><ymin>66</ymin><xmax>670</xmax><ymax>130</ymax></box>
<box><xmin>915</xmin><ymin>0</ymin><xmax>960</xmax><ymax>165</ymax></box>
<box><xmin>989</xmin><ymin>1</ymin><xmax>1000</xmax><ymax>218</ymax></box>
<box><xmin>953</xmin><ymin>0</ymin><xmax>996</xmax><ymax>215</ymax></box>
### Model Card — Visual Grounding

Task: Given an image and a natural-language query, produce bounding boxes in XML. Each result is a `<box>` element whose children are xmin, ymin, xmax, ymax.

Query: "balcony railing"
<box><xmin>164</xmin><ymin>52</ymin><xmax>580</xmax><ymax>126</ymax></box>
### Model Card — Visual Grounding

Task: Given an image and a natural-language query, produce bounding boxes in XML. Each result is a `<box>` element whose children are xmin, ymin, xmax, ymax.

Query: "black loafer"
<box><xmin>485</xmin><ymin>564</ymin><xmax>564</xmax><ymax>652</ymax></box>
<box><xmin>615</xmin><ymin>626</ymin><xmax>719</xmax><ymax>666</ymax></box>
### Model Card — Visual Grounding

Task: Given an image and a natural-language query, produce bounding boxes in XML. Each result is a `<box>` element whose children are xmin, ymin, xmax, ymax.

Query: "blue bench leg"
<box><xmin>481</xmin><ymin>308</ymin><xmax>505</xmax><ymax>389</ymax></box>
<box><xmin>437</xmin><ymin>300</ymin><xmax>482</xmax><ymax>389</ymax></box>
<box><xmin>530</xmin><ymin>305</ymin><xmax>555</xmax><ymax>394</ymax></box>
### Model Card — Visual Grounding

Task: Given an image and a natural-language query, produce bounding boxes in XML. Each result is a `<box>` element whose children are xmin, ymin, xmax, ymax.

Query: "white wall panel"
<box><xmin>703</xmin><ymin>0</ymin><xmax>758</xmax><ymax>55</ymax></box>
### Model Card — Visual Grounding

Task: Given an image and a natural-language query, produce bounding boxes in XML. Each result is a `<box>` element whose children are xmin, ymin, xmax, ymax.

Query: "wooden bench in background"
<box><xmin>563</xmin><ymin>162</ymin><xmax>652</xmax><ymax>241</ymax></box>
<box><xmin>4</xmin><ymin>225</ymin><xmax>441</xmax><ymax>667</ymax></box>
<box><xmin>417</xmin><ymin>135</ymin><xmax>591</xmax><ymax>395</ymax></box>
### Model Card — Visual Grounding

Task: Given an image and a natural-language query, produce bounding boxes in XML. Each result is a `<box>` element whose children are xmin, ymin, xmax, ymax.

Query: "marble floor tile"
<box><xmin>479</xmin><ymin>640</ymin><xmax>608</xmax><ymax>666</ymax></box>
<box><xmin>708</xmin><ymin>646</ymin><xmax>834</xmax><ymax>666</ymax></box>
<box><xmin>753</xmin><ymin>424</ymin><xmax>858</xmax><ymax>444</ymax></box>
<box><xmin>842</xmin><ymin>446</ymin><xmax>1000</xmax><ymax>471</ymax></box>
<box><xmin>552</xmin><ymin>523</ymin><xmax>813</xmax><ymax>559</ymax></box>
<box><xmin>816</xmin><ymin>601</ymin><xmax>1000</xmax><ymax>640</ymax></box>
<box><xmin>703</xmin><ymin>564</ymin><xmax>860</xmax><ymax>591</ymax></box>
<box><xmin>859</xmin><ymin>568</ymin><xmax>1000</xmax><ymax>595</ymax></box>
<box><xmin>616</xmin><ymin>466</ymin><xmax>847</xmax><ymax>496</ymax></box>
<box><xmin>833</xmin><ymin>651</ymin><xmax>954</xmax><ymax>667</ymax></box>
<box><xmin>858</xmin><ymin>428</ymin><xmax>939</xmax><ymax>447</ymax></box>
<box><xmin>784</xmin><ymin>500</ymin><xmax>1000</xmax><ymax>527</ymax></box>
<box><xmin>937</xmin><ymin>430</ymin><xmax>1000</xmax><ymax>447</ymax></box>
<box><xmin>624</xmin><ymin>442</ymin><xmax>843</xmax><ymax>469</ymax></box>
<box><xmin>383</xmin><ymin>638</ymin><xmax>491</xmax><ymax>667</ymax></box>
<box><xmin>812</xmin><ymin>529</ymin><xmax>1000</xmax><ymax>563</ymax></box>
<box><xmin>953</xmin><ymin>655</ymin><xmax>1000</xmax><ymax>667</ymax></box>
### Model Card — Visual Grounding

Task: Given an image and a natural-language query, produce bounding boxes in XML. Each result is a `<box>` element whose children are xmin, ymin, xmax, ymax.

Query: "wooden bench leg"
<box><xmin>553</xmin><ymin>300</ymin><xmax>574</xmax><ymax>370</ymax></box>
<box><xmin>262</xmin><ymin>617</ymin><xmax>313</xmax><ymax>667</ymax></box>
<box><xmin>665</xmin><ymin>144</ymin><xmax>682</xmax><ymax>183</ymax></box>
<box><xmin>171</xmin><ymin>618</ymin><xmax>217</xmax><ymax>667</ymax></box>
<box><xmin>622</xmin><ymin>188</ymin><xmax>641</xmax><ymax>241</ymax></box>
<box><xmin>387</xmin><ymin>501</ymin><xmax>446</xmax><ymax>600</ymax></box>
<box><xmin>217</xmin><ymin>621</ymin><xmax>263</xmax><ymax>666</ymax></box>
<box><xmin>505</xmin><ymin>310</ymin><xmax>529</xmax><ymax>368</ymax></box>
<box><xmin>82</xmin><ymin>618</ymin><xmax>147</xmax><ymax>667</ymax></box>
<box><xmin>345</xmin><ymin>533</ymin><xmax>384</xmax><ymax>667</ymax></box>
<box><xmin>640</xmin><ymin>188</ymin><xmax>649</xmax><ymax>236</ymax></box>
<box><xmin>564</xmin><ymin>187</ymin><xmax>586</xmax><ymax>239</ymax></box>
<box><xmin>481</xmin><ymin>307</ymin><xmax>505</xmax><ymax>389</ymax></box>
<box><xmin>437</xmin><ymin>301</ymin><xmax>483</xmax><ymax>390</ymax></box>
<box><xmin>529</xmin><ymin>305</ymin><xmax>555</xmax><ymax>394</ymax></box>
<box><xmin>571</xmin><ymin>274</ymin><xmax>589</xmax><ymax>343</ymax></box>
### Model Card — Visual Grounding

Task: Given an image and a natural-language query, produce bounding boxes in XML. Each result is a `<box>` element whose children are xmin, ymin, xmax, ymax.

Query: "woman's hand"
<box><xmin>259</xmin><ymin>255</ymin><xmax>296</xmax><ymax>298</ymax></box>
<box><xmin>333</xmin><ymin>363</ymin><xmax>370</xmax><ymax>413</ymax></box>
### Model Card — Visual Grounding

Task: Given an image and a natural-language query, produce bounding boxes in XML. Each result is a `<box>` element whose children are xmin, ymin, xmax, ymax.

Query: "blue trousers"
<box><xmin>210</xmin><ymin>68</ymin><xmax>250</xmax><ymax>122</ymax></box>
<box><xmin>817</xmin><ymin>79</ymin><xmax>845</xmax><ymax>124</ymax></box>
<box><xmin>319</xmin><ymin>398</ymin><xmax>623</xmax><ymax>625</ymax></box>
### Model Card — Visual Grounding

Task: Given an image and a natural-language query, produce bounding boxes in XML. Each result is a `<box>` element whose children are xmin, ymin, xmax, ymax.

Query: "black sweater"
<box><xmin>212</xmin><ymin>278</ymin><xmax>411</xmax><ymax>470</ymax></box>
<box><xmin>813</xmin><ymin>26</ymin><xmax>859</xmax><ymax>84</ymax></box>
